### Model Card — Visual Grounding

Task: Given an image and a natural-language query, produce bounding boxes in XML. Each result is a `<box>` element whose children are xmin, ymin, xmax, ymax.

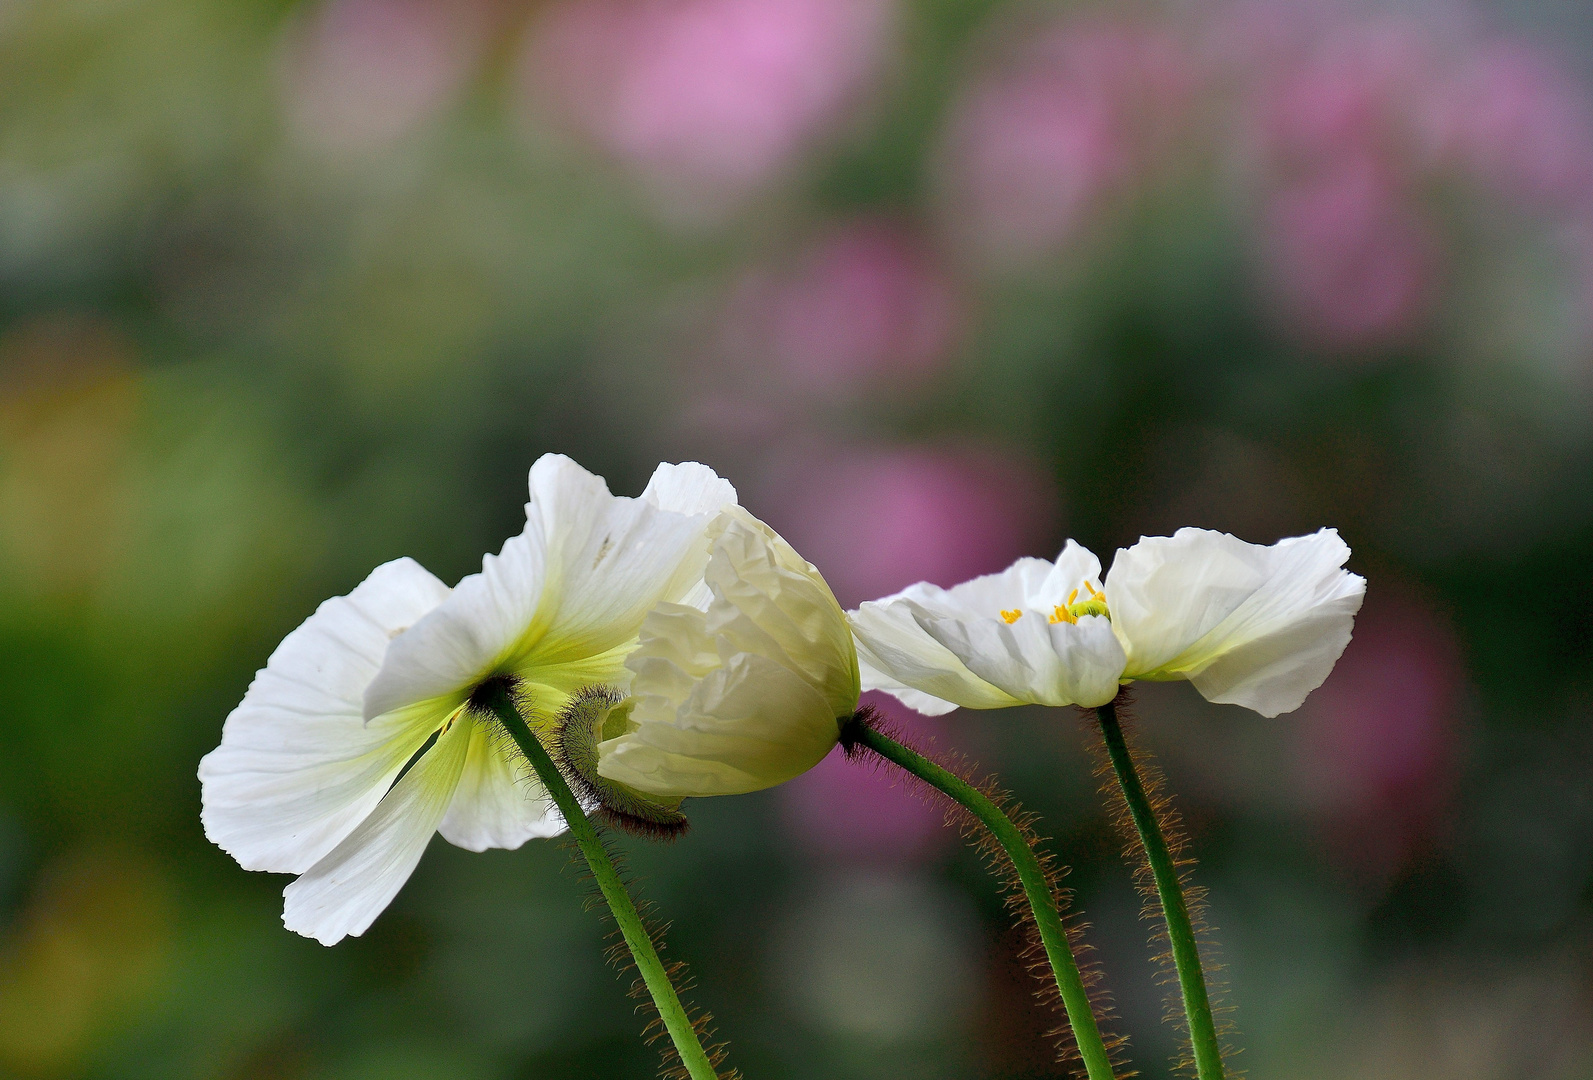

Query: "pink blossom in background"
<box><xmin>779</xmin><ymin>694</ymin><xmax>955</xmax><ymax>866</ymax></box>
<box><xmin>939</xmin><ymin>18</ymin><xmax>1199</xmax><ymax>262</ymax></box>
<box><xmin>762</xmin><ymin>443</ymin><xmax>1057</xmax><ymax>609</ymax></box>
<box><xmin>1290</xmin><ymin>593</ymin><xmax>1463</xmax><ymax>884</ymax></box>
<box><xmin>723</xmin><ymin>220</ymin><xmax>960</xmax><ymax>398</ymax></box>
<box><xmin>1425</xmin><ymin>41</ymin><xmax>1593</xmax><ymax>209</ymax></box>
<box><xmin>1229</xmin><ymin>4</ymin><xmax>1593</xmax><ymax>354</ymax></box>
<box><xmin>524</xmin><ymin>0</ymin><xmax>894</xmax><ymax>209</ymax></box>
<box><xmin>1235</xmin><ymin>10</ymin><xmax>1593</xmax><ymax>212</ymax></box>
<box><xmin>1247</xmin><ymin>19</ymin><xmax>1437</xmax><ymax>177</ymax></box>
<box><xmin>1262</xmin><ymin>160</ymin><xmax>1437</xmax><ymax>350</ymax></box>
<box><xmin>282</xmin><ymin>0</ymin><xmax>491</xmax><ymax>154</ymax></box>
<box><xmin>1234</xmin><ymin>15</ymin><xmax>1441</xmax><ymax>351</ymax></box>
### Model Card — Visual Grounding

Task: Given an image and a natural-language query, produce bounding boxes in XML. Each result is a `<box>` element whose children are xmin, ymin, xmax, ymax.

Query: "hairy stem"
<box><xmin>478</xmin><ymin>683</ymin><xmax>721</xmax><ymax>1080</ymax></box>
<box><xmin>853</xmin><ymin>722</ymin><xmax>1118</xmax><ymax>1080</ymax></box>
<box><xmin>1095</xmin><ymin>699</ymin><xmax>1224</xmax><ymax>1080</ymax></box>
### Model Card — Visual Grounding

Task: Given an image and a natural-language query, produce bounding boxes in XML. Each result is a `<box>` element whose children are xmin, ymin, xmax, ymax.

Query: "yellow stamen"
<box><xmin>1001</xmin><ymin>608</ymin><xmax>1024</xmax><ymax>624</ymax></box>
<box><xmin>1050</xmin><ymin>580</ymin><xmax>1111</xmax><ymax>624</ymax></box>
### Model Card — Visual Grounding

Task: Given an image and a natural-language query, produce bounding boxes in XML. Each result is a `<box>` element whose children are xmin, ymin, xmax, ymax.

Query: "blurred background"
<box><xmin>1</xmin><ymin>0</ymin><xmax>1591</xmax><ymax>1076</ymax></box>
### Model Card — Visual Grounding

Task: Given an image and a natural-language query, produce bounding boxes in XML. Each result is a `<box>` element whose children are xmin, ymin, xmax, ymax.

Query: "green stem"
<box><xmin>478</xmin><ymin>683</ymin><xmax>721</xmax><ymax>1080</ymax></box>
<box><xmin>1095</xmin><ymin>699</ymin><xmax>1224</xmax><ymax>1080</ymax></box>
<box><xmin>852</xmin><ymin>723</ymin><xmax>1117</xmax><ymax>1080</ymax></box>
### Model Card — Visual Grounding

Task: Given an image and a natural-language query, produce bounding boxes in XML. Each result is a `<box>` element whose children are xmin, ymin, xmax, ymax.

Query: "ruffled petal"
<box><xmin>640</xmin><ymin>461</ymin><xmax>739</xmax><ymax>611</ymax></box>
<box><xmin>365</xmin><ymin>455</ymin><xmax>733</xmax><ymax>720</ymax></box>
<box><xmin>930</xmin><ymin>557</ymin><xmax>1058</xmax><ymax>617</ymax></box>
<box><xmin>914</xmin><ymin>607</ymin><xmax>1126</xmax><ymax>708</ymax></box>
<box><xmin>847</xmin><ymin>585</ymin><xmax>1025</xmax><ymax>711</ymax></box>
<box><xmin>847</xmin><ymin>543</ymin><xmax>1124</xmax><ymax>710</ymax></box>
<box><xmin>281</xmin><ymin>708</ymin><xmax>473</xmax><ymax>945</ymax></box>
<box><xmin>436</xmin><ymin>722</ymin><xmax>566</xmax><ymax>852</ymax></box>
<box><xmin>641</xmin><ymin>460</ymin><xmax>739</xmax><ymax>516</ymax></box>
<box><xmin>600</xmin><ymin>511</ymin><xmax>853</xmax><ymax>798</ymax></box>
<box><xmin>526</xmin><ymin>457</ymin><xmax>733</xmax><ymax>666</ymax></box>
<box><xmin>198</xmin><ymin>558</ymin><xmax>451</xmax><ymax>875</ymax></box>
<box><xmin>702</xmin><ymin>510</ymin><xmax>858</xmax><ymax>716</ymax></box>
<box><xmin>855</xmin><ymin>655</ymin><xmax>962</xmax><ymax>716</ymax></box>
<box><xmin>1106</xmin><ymin>527</ymin><xmax>1366</xmax><ymax>716</ymax></box>
<box><xmin>362</xmin><ymin>522</ymin><xmax>546</xmax><ymax>722</ymax></box>
<box><xmin>603</xmin><ymin>650</ymin><xmax>839</xmax><ymax>797</ymax></box>
<box><xmin>1037</xmin><ymin>540</ymin><xmax>1105</xmax><ymax>607</ymax></box>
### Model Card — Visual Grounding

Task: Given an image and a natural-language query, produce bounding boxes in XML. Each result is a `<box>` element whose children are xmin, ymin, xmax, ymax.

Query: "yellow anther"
<box><xmin>1001</xmin><ymin>608</ymin><xmax>1024</xmax><ymax>624</ymax></box>
<box><xmin>1050</xmin><ymin>581</ymin><xmax>1111</xmax><ymax>624</ymax></box>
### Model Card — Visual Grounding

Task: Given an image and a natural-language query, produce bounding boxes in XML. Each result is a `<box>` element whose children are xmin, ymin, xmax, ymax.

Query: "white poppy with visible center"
<box><xmin>849</xmin><ymin>527</ymin><xmax>1365</xmax><ymax>719</ymax></box>
<box><xmin>598</xmin><ymin>506</ymin><xmax>859</xmax><ymax>798</ymax></box>
<box><xmin>199</xmin><ymin>455</ymin><xmax>737</xmax><ymax>945</ymax></box>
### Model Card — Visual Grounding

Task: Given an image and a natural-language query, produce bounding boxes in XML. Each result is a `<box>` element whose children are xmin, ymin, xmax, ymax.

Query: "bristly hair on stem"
<box><xmin>574</xmin><ymin>831</ymin><xmax>741</xmax><ymax>1080</ymax></box>
<box><xmin>841</xmin><ymin>706</ymin><xmax>1131</xmax><ymax>1077</ymax></box>
<box><xmin>553</xmin><ymin>685</ymin><xmax>690</xmax><ymax>841</ymax></box>
<box><xmin>468</xmin><ymin>675</ymin><xmax>734</xmax><ymax>1080</ymax></box>
<box><xmin>1081</xmin><ymin>691</ymin><xmax>1240</xmax><ymax>1078</ymax></box>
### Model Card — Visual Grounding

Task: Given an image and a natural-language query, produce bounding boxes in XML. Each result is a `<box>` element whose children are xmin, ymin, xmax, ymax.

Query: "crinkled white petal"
<box><xmin>437</xmin><ymin>722</ymin><xmax>566</xmax><ymax>852</ymax></box>
<box><xmin>914</xmin><ymin>607</ymin><xmax>1126</xmax><ymax>708</ymax></box>
<box><xmin>641</xmin><ymin>460</ymin><xmax>739</xmax><ymax>516</ymax></box>
<box><xmin>1106</xmin><ymin>527</ymin><xmax>1366</xmax><ymax>717</ymax></box>
<box><xmin>198</xmin><ymin>558</ymin><xmax>451</xmax><ymax>875</ymax></box>
<box><xmin>847</xmin><ymin>543</ymin><xmax>1125</xmax><ymax>710</ymax></box>
<box><xmin>847</xmin><ymin>584</ymin><xmax>1025</xmax><ymax>712</ymax></box>
<box><xmin>932</xmin><ymin>557</ymin><xmax>1059</xmax><ymax>617</ymax></box>
<box><xmin>855</xmin><ymin>653</ymin><xmax>961</xmax><ymax>716</ymax></box>
<box><xmin>282</xmin><ymin>709</ymin><xmax>473</xmax><ymax>946</ymax></box>
<box><xmin>364</xmin><ymin>455</ymin><xmax>736</xmax><ymax>720</ymax></box>
<box><xmin>1038</xmin><ymin>540</ymin><xmax>1105</xmax><ymax>606</ymax></box>
<box><xmin>603</xmin><ymin>651</ymin><xmax>839</xmax><ymax>797</ymax></box>
<box><xmin>598</xmin><ymin>511</ymin><xmax>854</xmax><ymax>797</ymax></box>
<box><xmin>702</xmin><ymin>510</ymin><xmax>859</xmax><ymax>716</ymax></box>
<box><xmin>641</xmin><ymin>461</ymin><xmax>740</xmax><ymax>611</ymax></box>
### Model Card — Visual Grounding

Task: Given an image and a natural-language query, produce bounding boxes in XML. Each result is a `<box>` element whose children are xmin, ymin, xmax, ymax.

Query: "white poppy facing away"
<box><xmin>597</xmin><ymin>507</ymin><xmax>859</xmax><ymax>799</ymax></box>
<box><xmin>849</xmin><ymin>527</ymin><xmax>1366</xmax><ymax>719</ymax></box>
<box><xmin>199</xmin><ymin>455</ymin><xmax>737</xmax><ymax>945</ymax></box>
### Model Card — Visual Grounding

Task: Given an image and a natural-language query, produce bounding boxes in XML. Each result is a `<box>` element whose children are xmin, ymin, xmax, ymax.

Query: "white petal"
<box><xmin>282</xmin><ymin>708</ymin><xmax>473</xmax><ymax>946</ymax></box>
<box><xmin>361</xmin><ymin>523</ymin><xmax>545</xmax><ymax>722</ymax></box>
<box><xmin>641</xmin><ymin>460</ymin><xmax>739</xmax><ymax>516</ymax></box>
<box><xmin>847</xmin><ymin>587</ymin><xmax>1025</xmax><ymax>711</ymax></box>
<box><xmin>198</xmin><ymin>558</ymin><xmax>451</xmax><ymax>874</ymax></box>
<box><xmin>600</xmin><ymin>511</ymin><xmax>854</xmax><ymax>798</ymax></box>
<box><xmin>856</xmin><ymin>654</ymin><xmax>962</xmax><ymax>716</ymax></box>
<box><xmin>364</xmin><ymin>455</ymin><xmax>725</xmax><ymax>720</ymax></box>
<box><xmin>603</xmin><ymin>651</ymin><xmax>840</xmax><ymax>797</ymax></box>
<box><xmin>914</xmin><ymin>607</ymin><xmax>1126</xmax><ymax>708</ymax></box>
<box><xmin>1106</xmin><ymin>527</ymin><xmax>1367</xmax><ymax>716</ymax></box>
<box><xmin>931</xmin><ymin>557</ymin><xmax>1059</xmax><ymax>616</ymax></box>
<box><xmin>703</xmin><ymin>511</ymin><xmax>859</xmax><ymax>717</ymax></box>
<box><xmin>1037</xmin><ymin>540</ymin><xmax>1105</xmax><ymax>606</ymax></box>
<box><xmin>641</xmin><ymin>461</ymin><xmax>738</xmax><ymax>612</ymax></box>
<box><xmin>437</xmin><ymin>721</ymin><xmax>567</xmax><ymax>852</ymax></box>
<box><xmin>847</xmin><ymin>544</ymin><xmax>1122</xmax><ymax>711</ymax></box>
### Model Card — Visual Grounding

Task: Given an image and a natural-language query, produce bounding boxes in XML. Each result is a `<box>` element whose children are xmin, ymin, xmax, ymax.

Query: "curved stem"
<box><xmin>1095</xmin><ymin>699</ymin><xmax>1224</xmax><ymax>1080</ymax></box>
<box><xmin>852</xmin><ymin>723</ymin><xmax>1117</xmax><ymax>1080</ymax></box>
<box><xmin>478</xmin><ymin>683</ymin><xmax>721</xmax><ymax>1080</ymax></box>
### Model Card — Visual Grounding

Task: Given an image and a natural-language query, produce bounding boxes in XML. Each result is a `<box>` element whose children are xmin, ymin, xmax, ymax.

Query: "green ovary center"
<box><xmin>999</xmin><ymin>581</ymin><xmax>1110</xmax><ymax>626</ymax></box>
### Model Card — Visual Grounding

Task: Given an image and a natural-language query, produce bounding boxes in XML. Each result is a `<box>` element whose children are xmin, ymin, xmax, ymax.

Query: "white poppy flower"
<box><xmin>596</xmin><ymin>507</ymin><xmax>860</xmax><ymax>798</ymax></box>
<box><xmin>850</xmin><ymin>527</ymin><xmax>1365</xmax><ymax>719</ymax></box>
<box><xmin>198</xmin><ymin>454</ymin><xmax>737</xmax><ymax>945</ymax></box>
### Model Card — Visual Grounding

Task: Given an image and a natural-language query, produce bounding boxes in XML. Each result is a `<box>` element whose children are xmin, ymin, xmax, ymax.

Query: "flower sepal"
<box><xmin>552</xmin><ymin>683</ymin><xmax>690</xmax><ymax>838</ymax></box>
